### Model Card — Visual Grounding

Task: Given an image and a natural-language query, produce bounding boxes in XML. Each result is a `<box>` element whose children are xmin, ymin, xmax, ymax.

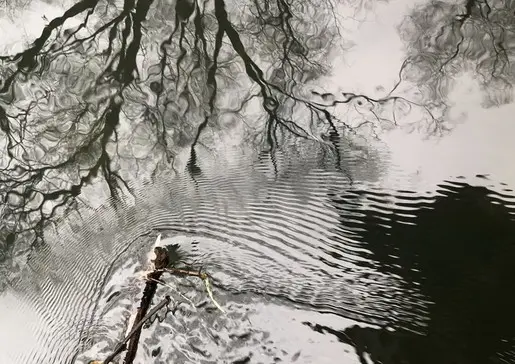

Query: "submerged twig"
<box><xmin>164</xmin><ymin>267</ymin><xmax>225</xmax><ymax>313</ymax></box>
<box><xmin>147</xmin><ymin>277</ymin><xmax>196</xmax><ymax>307</ymax></box>
<box><xmin>203</xmin><ymin>277</ymin><xmax>226</xmax><ymax>314</ymax></box>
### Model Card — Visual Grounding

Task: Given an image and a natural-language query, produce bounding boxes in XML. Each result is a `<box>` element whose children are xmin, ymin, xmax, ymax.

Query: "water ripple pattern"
<box><xmin>1</xmin><ymin>158</ymin><xmax>515</xmax><ymax>362</ymax></box>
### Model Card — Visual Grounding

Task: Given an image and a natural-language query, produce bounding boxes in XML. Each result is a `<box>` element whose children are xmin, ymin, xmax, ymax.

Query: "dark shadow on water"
<box><xmin>323</xmin><ymin>181</ymin><xmax>515</xmax><ymax>363</ymax></box>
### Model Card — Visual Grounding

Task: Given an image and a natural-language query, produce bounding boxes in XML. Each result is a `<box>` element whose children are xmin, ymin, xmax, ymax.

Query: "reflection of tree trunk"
<box><xmin>4</xmin><ymin>0</ymin><xmax>99</xmax><ymax>87</ymax></box>
<box><xmin>0</xmin><ymin>0</ymin><xmax>154</xmax><ymax>244</ymax></box>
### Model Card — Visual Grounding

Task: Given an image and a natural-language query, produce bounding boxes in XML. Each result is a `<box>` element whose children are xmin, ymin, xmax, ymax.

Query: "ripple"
<box><xmin>2</xmin><ymin>165</ymin><xmax>515</xmax><ymax>362</ymax></box>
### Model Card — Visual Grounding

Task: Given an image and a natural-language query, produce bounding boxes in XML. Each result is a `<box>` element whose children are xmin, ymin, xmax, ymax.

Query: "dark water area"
<box><xmin>0</xmin><ymin>0</ymin><xmax>515</xmax><ymax>363</ymax></box>
<box><xmin>331</xmin><ymin>182</ymin><xmax>515</xmax><ymax>363</ymax></box>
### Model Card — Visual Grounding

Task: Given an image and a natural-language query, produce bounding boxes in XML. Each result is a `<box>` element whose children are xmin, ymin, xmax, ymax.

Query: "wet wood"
<box><xmin>164</xmin><ymin>267</ymin><xmax>208</xmax><ymax>279</ymax></box>
<box><xmin>122</xmin><ymin>247</ymin><xmax>170</xmax><ymax>364</ymax></box>
<box><xmin>102</xmin><ymin>296</ymin><xmax>171</xmax><ymax>364</ymax></box>
<box><xmin>102</xmin><ymin>247</ymin><xmax>170</xmax><ymax>364</ymax></box>
<box><xmin>98</xmin><ymin>246</ymin><xmax>220</xmax><ymax>364</ymax></box>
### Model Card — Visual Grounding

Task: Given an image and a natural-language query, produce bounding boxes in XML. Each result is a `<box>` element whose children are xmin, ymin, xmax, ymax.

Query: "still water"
<box><xmin>0</xmin><ymin>0</ymin><xmax>514</xmax><ymax>363</ymax></box>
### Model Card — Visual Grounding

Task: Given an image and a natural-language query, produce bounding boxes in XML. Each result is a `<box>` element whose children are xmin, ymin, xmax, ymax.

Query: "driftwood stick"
<box><xmin>103</xmin><ymin>296</ymin><xmax>171</xmax><ymax>364</ymax></box>
<box><xmin>94</xmin><ymin>245</ymin><xmax>224</xmax><ymax>364</ymax></box>
<box><xmin>102</xmin><ymin>247</ymin><xmax>170</xmax><ymax>364</ymax></box>
<box><xmin>122</xmin><ymin>247</ymin><xmax>170</xmax><ymax>364</ymax></box>
<box><xmin>164</xmin><ymin>267</ymin><xmax>208</xmax><ymax>279</ymax></box>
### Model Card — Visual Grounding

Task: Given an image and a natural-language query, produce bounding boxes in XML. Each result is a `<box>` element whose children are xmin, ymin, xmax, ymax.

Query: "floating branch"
<box><xmin>92</xmin><ymin>246</ymin><xmax>170</xmax><ymax>364</ymax></box>
<box><xmin>89</xmin><ymin>240</ymin><xmax>225</xmax><ymax>363</ymax></box>
<box><xmin>164</xmin><ymin>266</ymin><xmax>208</xmax><ymax>279</ymax></box>
<box><xmin>121</xmin><ymin>247</ymin><xmax>170</xmax><ymax>364</ymax></box>
<box><xmin>101</xmin><ymin>296</ymin><xmax>171</xmax><ymax>364</ymax></box>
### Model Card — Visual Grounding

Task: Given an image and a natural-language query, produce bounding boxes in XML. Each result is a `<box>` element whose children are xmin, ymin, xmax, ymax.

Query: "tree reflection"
<box><xmin>0</xmin><ymin>0</ymin><xmax>514</xmax><ymax>360</ymax></box>
<box><xmin>0</xmin><ymin>0</ymin><xmax>378</xmax><ymax>244</ymax></box>
<box><xmin>0</xmin><ymin>0</ymin><xmax>511</xmax><ymax>249</ymax></box>
<box><xmin>398</xmin><ymin>0</ymin><xmax>515</xmax><ymax>108</ymax></box>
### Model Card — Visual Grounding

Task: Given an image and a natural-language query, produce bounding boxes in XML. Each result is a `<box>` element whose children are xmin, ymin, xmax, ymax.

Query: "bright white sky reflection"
<box><xmin>328</xmin><ymin>0</ymin><xmax>515</xmax><ymax>192</ymax></box>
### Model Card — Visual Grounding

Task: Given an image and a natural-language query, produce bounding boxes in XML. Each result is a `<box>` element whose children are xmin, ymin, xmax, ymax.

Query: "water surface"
<box><xmin>0</xmin><ymin>0</ymin><xmax>514</xmax><ymax>363</ymax></box>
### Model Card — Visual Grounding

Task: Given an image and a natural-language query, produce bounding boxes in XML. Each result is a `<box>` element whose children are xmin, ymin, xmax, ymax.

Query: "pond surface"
<box><xmin>0</xmin><ymin>0</ymin><xmax>514</xmax><ymax>363</ymax></box>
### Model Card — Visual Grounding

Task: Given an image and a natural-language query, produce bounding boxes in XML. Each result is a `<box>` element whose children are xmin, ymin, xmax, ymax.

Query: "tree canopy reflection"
<box><xmin>0</xmin><ymin>0</ymin><xmax>513</xmax><ymax>250</ymax></box>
